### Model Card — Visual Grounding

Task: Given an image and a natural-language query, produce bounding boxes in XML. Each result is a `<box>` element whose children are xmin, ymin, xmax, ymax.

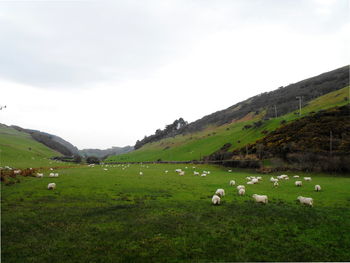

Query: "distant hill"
<box><xmin>79</xmin><ymin>146</ymin><xmax>133</xmax><ymax>159</ymax></box>
<box><xmin>11</xmin><ymin>126</ymin><xmax>79</xmax><ymax>156</ymax></box>
<box><xmin>106</xmin><ymin>65</ymin><xmax>349</xmax><ymax>163</ymax></box>
<box><xmin>0</xmin><ymin>124</ymin><xmax>61</xmax><ymax>168</ymax></box>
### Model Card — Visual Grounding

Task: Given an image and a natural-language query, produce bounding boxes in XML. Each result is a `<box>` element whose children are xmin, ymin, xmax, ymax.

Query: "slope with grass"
<box><xmin>0</xmin><ymin>124</ymin><xmax>62</xmax><ymax>168</ymax></box>
<box><xmin>2</xmin><ymin>164</ymin><xmax>350</xmax><ymax>262</ymax></box>
<box><xmin>106</xmin><ymin>86</ymin><xmax>350</xmax><ymax>162</ymax></box>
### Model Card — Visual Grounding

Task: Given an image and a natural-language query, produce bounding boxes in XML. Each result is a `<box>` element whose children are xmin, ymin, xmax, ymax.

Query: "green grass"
<box><xmin>2</xmin><ymin>164</ymin><xmax>350</xmax><ymax>262</ymax></box>
<box><xmin>0</xmin><ymin>125</ymin><xmax>62</xmax><ymax>168</ymax></box>
<box><xmin>106</xmin><ymin>86</ymin><xmax>350</xmax><ymax>162</ymax></box>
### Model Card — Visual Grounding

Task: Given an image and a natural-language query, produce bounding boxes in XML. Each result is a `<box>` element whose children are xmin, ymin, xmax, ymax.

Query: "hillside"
<box><xmin>0</xmin><ymin>124</ymin><xmax>62</xmax><ymax>168</ymax></box>
<box><xmin>106</xmin><ymin>85</ymin><xmax>350</xmax><ymax>163</ymax></box>
<box><xmin>79</xmin><ymin>146</ymin><xmax>133</xmax><ymax>159</ymax></box>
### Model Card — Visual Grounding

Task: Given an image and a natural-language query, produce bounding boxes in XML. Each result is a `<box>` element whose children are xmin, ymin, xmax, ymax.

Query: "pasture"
<box><xmin>2</xmin><ymin>164</ymin><xmax>350</xmax><ymax>262</ymax></box>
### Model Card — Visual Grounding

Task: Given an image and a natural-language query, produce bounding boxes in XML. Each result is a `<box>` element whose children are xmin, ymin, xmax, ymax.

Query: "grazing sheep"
<box><xmin>175</xmin><ymin>169</ymin><xmax>182</xmax><ymax>173</ymax></box>
<box><xmin>237</xmin><ymin>185</ymin><xmax>245</xmax><ymax>190</ymax></box>
<box><xmin>238</xmin><ymin>188</ymin><xmax>245</xmax><ymax>195</ymax></box>
<box><xmin>14</xmin><ymin>170</ymin><xmax>21</xmax><ymax>175</ymax></box>
<box><xmin>251</xmin><ymin>178</ymin><xmax>259</xmax><ymax>184</ymax></box>
<box><xmin>54</xmin><ymin>173</ymin><xmax>59</xmax><ymax>177</ymax></box>
<box><xmin>47</xmin><ymin>183</ymin><xmax>56</xmax><ymax>190</ymax></box>
<box><xmin>315</xmin><ymin>185</ymin><xmax>321</xmax><ymax>192</ymax></box>
<box><xmin>49</xmin><ymin>173</ymin><xmax>55</xmax><ymax>177</ymax></box>
<box><xmin>297</xmin><ymin>196</ymin><xmax>313</xmax><ymax>207</ymax></box>
<box><xmin>304</xmin><ymin>177</ymin><xmax>312</xmax><ymax>181</ymax></box>
<box><xmin>103</xmin><ymin>168</ymin><xmax>108</xmax><ymax>171</ymax></box>
<box><xmin>139</xmin><ymin>172</ymin><xmax>143</xmax><ymax>176</ymax></box>
<box><xmin>252</xmin><ymin>194</ymin><xmax>268</xmax><ymax>204</ymax></box>
<box><xmin>246</xmin><ymin>176</ymin><xmax>251</xmax><ymax>180</ymax></box>
<box><xmin>274</xmin><ymin>181</ymin><xmax>279</xmax><ymax>187</ymax></box>
<box><xmin>247</xmin><ymin>181</ymin><xmax>254</xmax><ymax>185</ymax></box>
<box><xmin>270</xmin><ymin>177</ymin><xmax>278</xmax><ymax>183</ymax></box>
<box><xmin>201</xmin><ymin>174</ymin><xmax>206</xmax><ymax>177</ymax></box>
<box><xmin>215</xmin><ymin>188</ymin><xmax>225</xmax><ymax>197</ymax></box>
<box><xmin>257</xmin><ymin>176</ymin><xmax>262</xmax><ymax>181</ymax></box>
<box><xmin>207</xmin><ymin>171</ymin><xmax>211</xmax><ymax>174</ymax></box>
<box><xmin>36</xmin><ymin>173</ymin><xmax>44</xmax><ymax>178</ymax></box>
<box><xmin>194</xmin><ymin>171</ymin><xmax>200</xmax><ymax>176</ymax></box>
<box><xmin>293</xmin><ymin>175</ymin><xmax>300</xmax><ymax>178</ymax></box>
<box><xmin>179</xmin><ymin>171</ymin><xmax>185</xmax><ymax>176</ymax></box>
<box><xmin>165</xmin><ymin>170</ymin><xmax>168</xmax><ymax>173</ymax></box>
<box><xmin>228</xmin><ymin>170</ymin><xmax>232</xmax><ymax>172</ymax></box>
<box><xmin>212</xmin><ymin>195</ymin><xmax>221</xmax><ymax>205</ymax></box>
<box><xmin>295</xmin><ymin>181</ymin><xmax>302</xmax><ymax>187</ymax></box>
<box><xmin>229</xmin><ymin>180</ymin><xmax>235</xmax><ymax>186</ymax></box>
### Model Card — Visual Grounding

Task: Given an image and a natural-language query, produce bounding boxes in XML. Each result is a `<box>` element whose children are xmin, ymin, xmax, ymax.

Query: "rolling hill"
<box><xmin>106</xmin><ymin>66</ymin><xmax>349</xmax><ymax>163</ymax></box>
<box><xmin>0</xmin><ymin>124</ymin><xmax>62</xmax><ymax>168</ymax></box>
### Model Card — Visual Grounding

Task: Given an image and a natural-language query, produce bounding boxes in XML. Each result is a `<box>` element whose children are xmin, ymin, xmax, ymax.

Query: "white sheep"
<box><xmin>247</xmin><ymin>181</ymin><xmax>254</xmax><ymax>185</ymax></box>
<box><xmin>229</xmin><ymin>180</ymin><xmax>235</xmax><ymax>186</ymax></box>
<box><xmin>47</xmin><ymin>183</ymin><xmax>56</xmax><ymax>190</ymax></box>
<box><xmin>36</xmin><ymin>173</ymin><xmax>44</xmax><ymax>178</ymax></box>
<box><xmin>237</xmin><ymin>185</ymin><xmax>245</xmax><ymax>190</ymax></box>
<box><xmin>228</xmin><ymin>170</ymin><xmax>232</xmax><ymax>172</ymax></box>
<box><xmin>273</xmin><ymin>181</ymin><xmax>279</xmax><ymax>187</ymax></box>
<box><xmin>14</xmin><ymin>169</ymin><xmax>21</xmax><ymax>175</ymax></box>
<box><xmin>215</xmin><ymin>188</ymin><xmax>225</xmax><ymax>197</ymax></box>
<box><xmin>165</xmin><ymin>170</ymin><xmax>168</xmax><ymax>174</ymax></box>
<box><xmin>139</xmin><ymin>172</ymin><xmax>143</xmax><ymax>176</ymax></box>
<box><xmin>295</xmin><ymin>181</ymin><xmax>302</xmax><ymax>187</ymax></box>
<box><xmin>293</xmin><ymin>175</ymin><xmax>300</xmax><ymax>178</ymax></box>
<box><xmin>212</xmin><ymin>195</ymin><xmax>221</xmax><ymax>205</ymax></box>
<box><xmin>297</xmin><ymin>196</ymin><xmax>313</xmax><ymax>207</ymax></box>
<box><xmin>304</xmin><ymin>177</ymin><xmax>312</xmax><ymax>181</ymax></box>
<box><xmin>251</xmin><ymin>178</ymin><xmax>259</xmax><ymax>184</ymax></box>
<box><xmin>54</xmin><ymin>173</ymin><xmax>59</xmax><ymax>177</ymax></box>
<box><xmin>315</xmin><ymin>185</ymin><xmax>321</xmax><ymax>192</ymax></box>
<box><xmin>270</xmin><ymin>177</ymin><xmax>278</xmax><ymax>183</ymax></box>
<box><xmin>175</xmin><ymin>169</ymin><xmax>182</xmax><ymax>173</ymax></box>
<box><xmin>238</xmin><ymin>188</ymin><xmax>245</xmax><ymax>195</ymax></box>
<box><xmin>246</xmin><ymin>176</ymin><xmax>251</xmax><ymax>180</ymax></box>
<box><xmin>257</xmin><ymin>176</ymin><xmax>262</xmax><ymax>181</ymax></box>
<box><xmin>201</xmin><ymin>174</ymin><xmax>206</xmax><ymax>177</ymax></box>
<box><xmin>194</xmin><ymin>171</ymin><xmax>199</xmax><ymax>176</ymax></box>
<box><xmin>252</xmin><ymin>194</ymin><xmax>268</xmax><ymax>204</ymax></box>
<box><xmin>179</xmin><ymin>171</ymin><xmax>185</xmax><ymax>176</ymax></box>
<box><xmin>49</xmin><ymin>173</ymin><xmax>55</xmax><ymax>177</ymax></box>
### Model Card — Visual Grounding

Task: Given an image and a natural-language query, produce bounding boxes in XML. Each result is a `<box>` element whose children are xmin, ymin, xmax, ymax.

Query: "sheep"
<box><xmin>273</xmin><ymin>181</ymin><xmax>279</xmax><ymax>187</ymax></box>
<box><xmin>49</xmin><ymin>173</ymin><xmax>55</xmax><ymax>177</ymax></box>
<box><xmin>315</xmin><ymin>185</ymin><xmax>321</xmax><ymax>192</ymax></box>
<box><xmin>175</xmin><ymin>169</ymin><xmax>182</xmax><ymax>173</ymax></box>
<box><xmin>194</xmin><ymin>171</ymin><xmax>200</xmax><ymax>176</ymax></box>
<box><xmin>229</xmin><ymin>180</ymin><xmax>235</xmax><ymax>186</ymax></box>
<box><xmin>103</xmin><ymin>168</ymin><xmax>108</xmax><ymax>171</ymax></box>
<box><xmin>270</xmin><ymin>177</ymin><xmax>278</xmax><ymax>183</ymax></box>
<box><xmin>238</xmin><ymin>188</ymin><xmax>245</xmax><ymax>196</ymax></box>
<box><xmin>207</xmin><ymin>171</ymin><xmax>211</xmax><ymax>175</ymax></box>
<box><xmin>215</xmin><ymin>188</ymin><xmax>225</xmax><ymax>197</ymax></box>
<box><xmin>304</xmin><ymin>177</ymin><xmax>312</xmax><ymax>181</ymax></box>
<box><xmin>295</xmin><ymin>181</ymin><xmax>302</xmax><ymax>187</ymax></box>
<box><xmin>252</xmin><ymin>194</ymin><xmax>268</xmax><ymax>204</ymax></box>
<box><xmin>251</xmin><ymin>178</ymin><xmax>259</xmax><ymax>184</ymax></box>
<box><xmin>36</xmin><ymin>173</ymin><xmax>44</xmax><ymax>178</ymax></box>
<box><xmin>47</xmin><ymin>183</ymin><xmax>56</xmax><ymax>190</ymax></box>
<box><xmin>228</xmin><ymin>169</ymin><xmax>232</xmax><ymax>172</ymax></box>
<box><xmin>293</xmin><ymin>175</ymin><xmax>300</xmax><ymax>178</ymax></box>
<box><xmin>165</xmin><ymin>170</ymin><xmax>168</xmax><ymax>174</ymax></box>
<box><xmin>247</xmin><ymin>181</ymin><xmax>254</xmax><ymax>185</ymax></box>
<box><xmin>14</xmin><ymin>169</ymin><xmax>21</xmax><ymax>175</ymax></box>
<box><xmin>201</xmin><ymin>174</ymin><xmax>206</xmax><ymax>177</ymax></box>
<box><xmin>139</xmin><ymin>172</ymin><xmax>143</xmax><ymax>176</ymax></box>
<box><xmin>179</xmin><ymin>171</ymin><xmax>185</xmax><ymax>176</ymax></box>
<box><xmin>50</xmin><ymin>168</ymin><xmax>53</xmax><ymax>171</ymax></box>
<box><xmin>257</xmin><ymin>176</ymin><xmax>262</xmax><ymax>181</ymax></box>
<box><xmin>54</xmin><ymin>173</ymin><xmax>59</xmax><ymax>177</ymax></box>
<box><xmin>212</xmin><ymin>195</ymin><xmax>221</xmax><ymax>205</ymax></box>
<box><xmin>237</xmin><ymin>185</ymin><xmax>245</xmax><ymax>190</ymax></box>
<box><xmin>246</xmin><ymin>176</ymin><xmax>252</xmax><ymax>180</ymax></box>
<box><xmin>297</xmin><ymin>196</ymin><xmax>313</xmax><ymax>207</ymax></box>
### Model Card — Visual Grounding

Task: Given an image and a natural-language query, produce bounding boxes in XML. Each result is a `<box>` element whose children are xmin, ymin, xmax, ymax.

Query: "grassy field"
<box><xmin>2</xmin><ymin>164</ymin><xmax>350</xmax><ymax>262</ymax></box>
<box><xmin>0</xmin><ymin>125</ymin><xmax>61</xmax><ymax>168</ymax></box>
<box><xmin>106</xmin><ymin>86</ymin><xmax>350</xmax><ymax>162</ymax></box>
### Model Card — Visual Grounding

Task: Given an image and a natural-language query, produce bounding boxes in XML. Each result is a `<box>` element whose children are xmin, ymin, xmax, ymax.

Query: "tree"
<box><xmin>86</xmin><ymin>156</ymin><xmax>100</xmax><ymax>164</ymax></box>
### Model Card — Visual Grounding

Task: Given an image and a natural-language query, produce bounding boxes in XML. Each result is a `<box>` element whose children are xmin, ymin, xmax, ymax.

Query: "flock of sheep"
<box><xmin>9</xmin><ymin>164</ymin><xmax>321</xmax><ymax>208</ymax></box>
<box><xmin>212</xmin><ymin>173</ymin><xmax>321</xmax><ymax>207</ymax></box>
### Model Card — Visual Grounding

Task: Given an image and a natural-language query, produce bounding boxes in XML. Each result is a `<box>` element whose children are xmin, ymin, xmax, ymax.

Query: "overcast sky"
<box><xmin>0</xmin><ymin>0</ymin><xmax>349</xmax><ymax>149</ymax></box>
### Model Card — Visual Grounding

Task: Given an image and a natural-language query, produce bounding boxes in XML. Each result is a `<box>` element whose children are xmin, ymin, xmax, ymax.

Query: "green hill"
<box><xmin>0</xmin><ymin>124</ymin><xmax>62</xmax><ymax>168</ymax></box>
<box><xmin>106</xmin><ymin>86</ymin><xmax>350</xmax><ymax>163</ymax></box>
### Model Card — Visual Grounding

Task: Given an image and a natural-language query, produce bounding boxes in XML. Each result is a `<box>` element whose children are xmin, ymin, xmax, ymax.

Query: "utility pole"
<box><xmin>330</xmin><ymin>130</ymin><xmax>333</xmax><ymax>156</ymax></box>
<box><xmin>296</xmin><ymin>96</ymin><xmax>302</xmax><ymax>116</ymax></box>
<box><xmin>274</xmin><ymin>105</ymin><xmax>278</xmax><ymax>118</ymax></box>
